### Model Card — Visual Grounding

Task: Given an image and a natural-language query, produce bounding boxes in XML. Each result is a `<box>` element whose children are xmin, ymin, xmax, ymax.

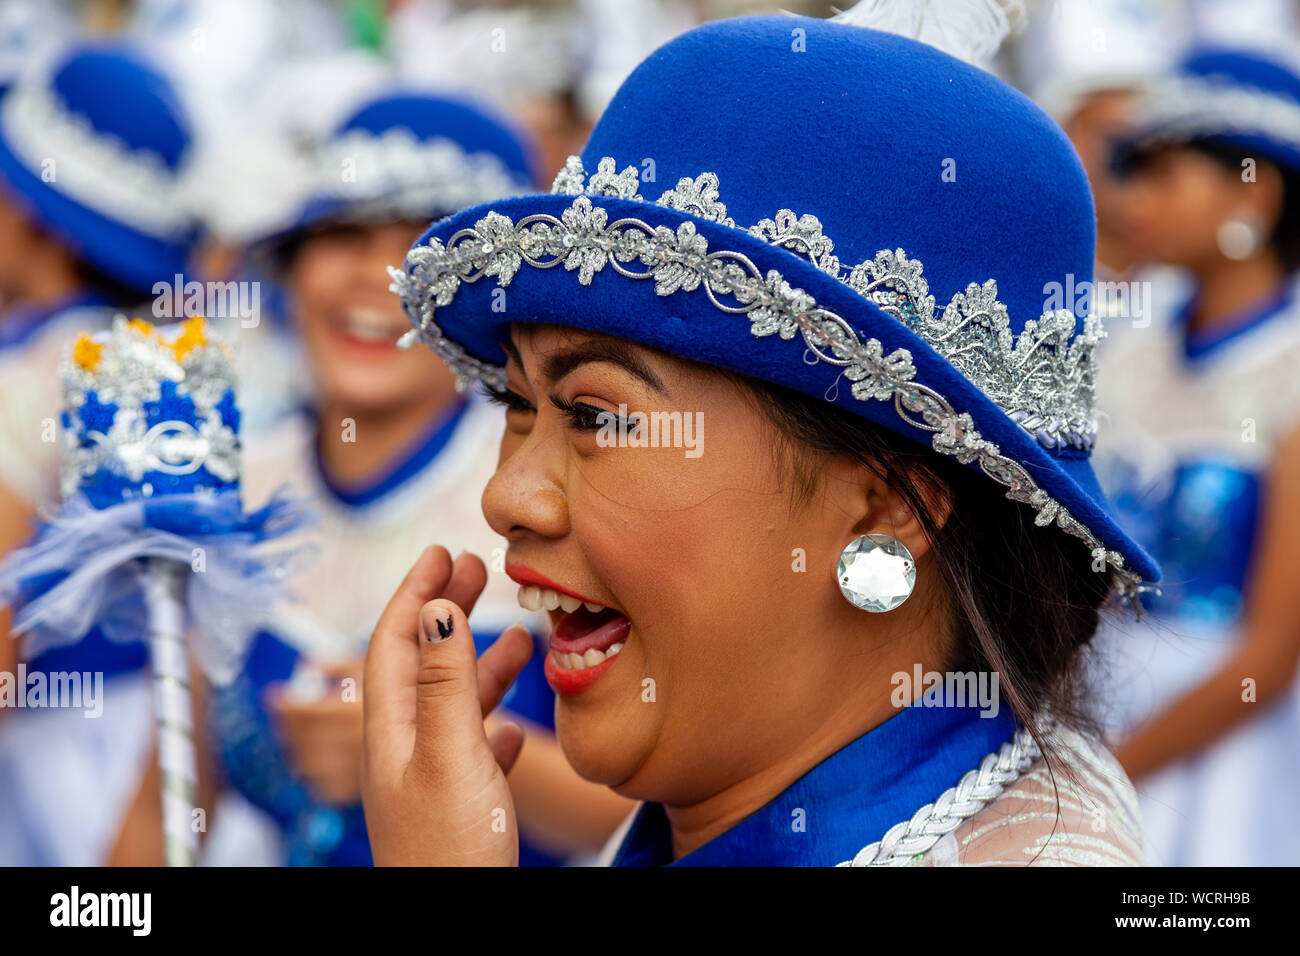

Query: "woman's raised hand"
<box><xmin>361</xmin><ymin>546</ymin><xmax>535</xmax><ymax>865</ymax></box>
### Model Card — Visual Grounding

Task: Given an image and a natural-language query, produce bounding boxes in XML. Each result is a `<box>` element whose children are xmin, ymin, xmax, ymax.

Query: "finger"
<box><xmin>296</xmin><ymin>752</ymin><xmax>361</xmax><ymax>783</ymax></box>
<box><xmin>264</xmin><ymin>683</ymin><xmax>289</xmax><ymax>715</ymax></box>
<box><xmin>287</xmin><ymin>719</ymin><xmax>363</xmax><ymax>750</ymax></box>
<box><xmin>319</xmin><ymin>657</ymin><xmax>366</xmax><ymax>682</ymax></box>
<box><xmin>364</xmin><ymin>546</ymin><xmax>455</xmax><ymax>763</ymax></box>
<box><xmin>476</xmin><ymin>625</ymin><xmax>535</xmax><ymax>718</ymax></box>
<box><xmin>272</xmin><ymin>698</ymin><xmax>357</xmax><ymax>736</ymax></box>
<box><xmin>410</xmin><ymin>598</ymin><xmax>488</xmax><ymax>773</ymax></box>
<box><xmin>298</xmin><ymin>767</ymin><xmax>361</xmax><ymax>807</ymax></box>
<box><xmin>487</xmin><ymin>721</ymin><xmax>525</xmax><ymax>776</ymax></box>
<box><xmin>442</xmin><ymin>551</ymin><xmax>490</xmax><ymax>619</ymax></box>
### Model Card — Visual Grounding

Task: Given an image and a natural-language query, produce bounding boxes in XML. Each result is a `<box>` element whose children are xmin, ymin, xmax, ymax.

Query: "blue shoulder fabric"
<box><xmin>612</xmin><ymin>701</ymin><xmax>1017</xmax><ymax>866</ymax></box>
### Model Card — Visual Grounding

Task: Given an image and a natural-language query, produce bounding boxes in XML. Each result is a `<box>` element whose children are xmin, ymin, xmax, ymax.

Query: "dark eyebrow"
<box><xmin>499</xmin><ymin>330</ymin><xmax>669</xmax><ymax>394</ymax></box>
<box><xmin>491</xmin><ymin>335</ymin><xmax>660</xmax><ymax>395</ymax></box>
<box><xmin>535</xmin><ymin>338</ymin><xmax>669</xmax><ymax>395</ymax></box>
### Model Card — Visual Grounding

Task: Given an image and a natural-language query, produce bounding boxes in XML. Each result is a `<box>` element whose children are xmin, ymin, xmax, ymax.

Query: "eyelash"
<box><xmin>482</xmin><ymin>383</ymin><xmax>535</xmax><ymax>414</ymax></box>
<box><xmin>482</xmin><ymin>385</ymin><xmax>633</xmax><ymax>433</ymax></box>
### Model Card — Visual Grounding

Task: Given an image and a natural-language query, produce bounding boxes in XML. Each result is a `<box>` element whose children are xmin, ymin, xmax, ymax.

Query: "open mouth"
<box><xmin>330</xmin><ymin>307</ymin><xmax>408</xmax><ymax>351</ymax></box>
<box><xmin>515</xmin><ymin>584</ymin><xmax>630</xmax><ymax>694</ymax></box>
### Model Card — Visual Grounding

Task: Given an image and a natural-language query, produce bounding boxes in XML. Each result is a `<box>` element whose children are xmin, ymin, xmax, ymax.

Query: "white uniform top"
<box><xmin>1095</xmin><ymin>276</ymin><xmax>1300</xmax><ymax>498</ymax></box>
<box><xmin>200</xmin><ymin>395</ymin><xmax>550</xmax><ymax>866</ymax></box>
<box><xmin>0</xmin><ymin>304</ymin><xmax>130</xmax><ymax>866</ymax></box>
<box><xmin>0</xmin><ymin>305</ymin><xmax>116</xmax><ymax>509</ymax></box>
<box><xmin>240</xmin><ymin>396</ymin><xmax>527</xmax><ymax>662</ymax></box>
<box><xmin>1089</xmin><ymin>273</ymin><xmax>1300</xmax><ymax>866</ymax></box>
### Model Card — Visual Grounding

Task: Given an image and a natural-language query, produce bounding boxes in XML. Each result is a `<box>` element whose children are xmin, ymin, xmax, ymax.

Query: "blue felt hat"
<box><xmin>0</xmin><ymin>41</ymin><xmax>198</xmax><ymax>295</ymax></box>
<box><xmin>390</xmin><ymin>15</ymin><xmax>1162</xmax><ymax>602</ymax></box>
<box><xmin>1116</xmin><ymin>47</ymin><xmax>1300</xmax><ymax>176</ymax></box>
<box><xmin>260</xmin><ymin>90</ymin><xmax>537</xmax><ymax>256</ymax></box>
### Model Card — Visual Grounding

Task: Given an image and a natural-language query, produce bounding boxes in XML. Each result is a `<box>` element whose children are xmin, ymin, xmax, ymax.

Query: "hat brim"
<box><xmin>400</xmin><ymin>192</ymin><xmax>1161</xmax><ymax>587</ymax></box>
<box><xmin>1113</xmin><ymin>126</ymin><xmax>1300</xmax><ymax>179</ymax></box>
<box><xmin>248</xmin><ymin>194</ymin><xmax>457</xmax><ymax>274</ymax></box>
<box><xmin>0</xmin><ymin>130</ymin><xmax>194</xmax><ymax>295</ymax></box>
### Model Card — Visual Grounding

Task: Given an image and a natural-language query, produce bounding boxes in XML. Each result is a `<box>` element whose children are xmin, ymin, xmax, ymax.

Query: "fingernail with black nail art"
<box><xmin>435</xmin><ymin>614</ymin><xmax>454</xmax><ymax>641</ymax></box>
<box><xmin>423</xmin><ymin>606</ymin><xmax>454</xmax><ymax>642</ymax></box>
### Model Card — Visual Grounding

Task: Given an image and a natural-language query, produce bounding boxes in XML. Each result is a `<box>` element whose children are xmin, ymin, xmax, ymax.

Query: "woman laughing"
<box><xmin>357</xmin><ymin>11</ymin><xmax>1157</xmax><ymax>867</ymax></box>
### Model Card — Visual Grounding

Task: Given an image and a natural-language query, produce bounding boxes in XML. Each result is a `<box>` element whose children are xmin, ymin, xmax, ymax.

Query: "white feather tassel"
<box><xmin>830</xmin><ymin>0</ymin><xmax>1030</xmax><ymax>68</ymax></box>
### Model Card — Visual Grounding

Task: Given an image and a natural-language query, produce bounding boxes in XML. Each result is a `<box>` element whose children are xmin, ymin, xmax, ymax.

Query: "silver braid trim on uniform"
<box><xmin>837</xmin><ymin>721</ymin><xmax>1042</xmax><ymax>866</ymax></box>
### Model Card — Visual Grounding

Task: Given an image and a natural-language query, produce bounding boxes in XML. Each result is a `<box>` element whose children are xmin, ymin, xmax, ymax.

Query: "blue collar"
<box><xmin>1179</xmin><ymin>282</ymin><xmax>1294</xmax><ymax>363</ymax></box>
<box><xmin>312</xmin><ymin>397</ymin><xmax>470</xmax><ymax>508</ymax></box>
<box><xmin>0</xmin><ymin>289</ymin><xmax>113</xmax><ymax>352</ymax></box>
<box><xmin>611</xmin><ymin>702</ymin><xmax>1018</xmax><ymax>866</ymax></box>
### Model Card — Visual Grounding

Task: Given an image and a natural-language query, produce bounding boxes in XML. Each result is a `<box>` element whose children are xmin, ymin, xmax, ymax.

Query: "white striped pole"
<box><xmin>138</xmin><ymin>558</ymin><xmax>198</xmax><ymax>867</ymax></box>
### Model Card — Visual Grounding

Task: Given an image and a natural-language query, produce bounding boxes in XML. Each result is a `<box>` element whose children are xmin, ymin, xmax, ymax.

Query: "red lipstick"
<box><xmin>504</xmin><ymin>563</ymin><xmax>601</xmax><ymax>606</ymax></box>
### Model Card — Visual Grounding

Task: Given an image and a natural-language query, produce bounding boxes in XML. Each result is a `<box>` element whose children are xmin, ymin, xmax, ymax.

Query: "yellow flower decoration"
<box><xmin>72</xmin><ymin>334</ymin><xmax>102</xmax><ymax>372</ymax></box>
<box><xmin>172</xmin><ymin>316</ymin><xmax>208</xmax><ymax>361</ymax></box>
<box><xmin>127</xmin><ymin>318</ymin><xmax>159</xmax><ymax>340</ymax></box>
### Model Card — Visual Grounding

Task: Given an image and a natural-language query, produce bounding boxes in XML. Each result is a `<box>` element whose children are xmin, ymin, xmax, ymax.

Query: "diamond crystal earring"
<box><xmin>1216</xmin><ymin>213</ymin><xmax>1264</xmax><ymax>260</ymax></box>
<box><xmin>836</xmin><ymin>533</ymin><xmax>916</xmax><ymax>612</ymax></box>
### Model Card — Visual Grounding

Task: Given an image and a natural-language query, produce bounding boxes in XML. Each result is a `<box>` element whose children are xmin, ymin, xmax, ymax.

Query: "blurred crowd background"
<box><xmin>1</xmin><ymin>0</ymin><xmax>1300</xmax><ymax>868</ymax></box>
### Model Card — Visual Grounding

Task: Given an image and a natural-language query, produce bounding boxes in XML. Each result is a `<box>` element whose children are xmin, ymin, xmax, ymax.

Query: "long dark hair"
<box><xmin>736</xmin><ymin>375</ymin><xmax>1115</xmax><ymax>764</ymax></box>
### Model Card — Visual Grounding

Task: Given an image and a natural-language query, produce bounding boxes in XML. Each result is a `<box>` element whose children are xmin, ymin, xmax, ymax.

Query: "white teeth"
<box><xmin>551</xmin><ymin>641</ymin><xmax>625</xmax><ymax>671</ymax></box>
<box><xmin>516</xmin><ymin>585</ymin><xmax>606</xmax><ymax>615</ymax></box>
<box><xmin>341</xmin><ymin>308</ymin><xmax>403</xmax><ymax>341</ymax></box>
<box><xmin>517</xmin><ymin>585</ymin><xmax>542</xmax><ymax>611</ymax></box>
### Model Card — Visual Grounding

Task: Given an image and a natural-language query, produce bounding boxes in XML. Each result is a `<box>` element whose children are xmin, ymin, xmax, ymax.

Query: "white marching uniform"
<box><xmin>239</xmin><ymin>396</ymin><xmax>523</xmax><ymax>660</ymax></box>
<box><xmin>1091</xmin><ymin>275</ymin><xmax>1300</xmax><ymax>866</ymax></box>
<box><xmin>0</xmin><ymin>307</ymin><xmax>315</xmax><ymax>866</ymax></box>
<box><xmin>201</xmin><ymin>396</ymin><xmax>548</xmax><ymax>865</ymax></box>
<box><xmin>0</xmin><ymin>304</ymin><xmax>160</xmax><ymax>866</ymax></box>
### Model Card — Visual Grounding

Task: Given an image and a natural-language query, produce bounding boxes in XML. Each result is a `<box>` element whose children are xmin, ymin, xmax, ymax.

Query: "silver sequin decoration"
<box><xmin>60</xmin><ymin>317</ymin><xmax>239</xmax><ymax>497</ymax></box>
<box><xmin>315</xmin><ymin>127</ymin><xmax>531</xmax><ymax>223</ymax></box>
<box><xmin>390</xmin><ymin>156</ymin><xmax>1153</xmax><ymax>607</ymax></box>
<box><xmin>1132</xmin><ymin>73</ymin><xmax>1300</xmax><ymax>156</ymax></box>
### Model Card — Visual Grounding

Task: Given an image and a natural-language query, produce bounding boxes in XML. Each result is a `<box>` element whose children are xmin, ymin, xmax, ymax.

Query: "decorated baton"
<box><xmin>0</xmin><ymin>316</ymin><xmax>303</xmax><ymax>865</ymax></box>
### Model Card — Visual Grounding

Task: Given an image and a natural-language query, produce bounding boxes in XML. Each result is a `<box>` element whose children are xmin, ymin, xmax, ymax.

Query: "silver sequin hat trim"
<box><xmin>0</xmin><ymin>82</ymin><xmax>194</xmax><ymax>239</ymax></box>
<box><xmin>311</xmin><ymin>127</ymin><xmax>532</xmax><ymax>224</ymax></box>
<box><xmin>1129</xmin><ymin>74</ymin><xmax>1300</xmax><ymax>160</ymax></box>
<box><xmin>390</xmin><ymin>155</ymin><xmax>1157</xmax><ymax>607</ymax></box>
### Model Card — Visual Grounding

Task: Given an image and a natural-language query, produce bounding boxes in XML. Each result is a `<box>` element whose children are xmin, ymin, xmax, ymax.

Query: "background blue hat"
<box><xmin>0</xmin><ymin>41</ymin><xmax>198</xmax><ymax>295</ymax></box>
<box><xmin>260</xmin><ymin>90</ymin><xmax>537</xmax><ymax>257</ymax></box>
<box><xmin>1116</xmin><ymin>47</ymin><xmax>1300</xmax><ymax>177</ymax></box>
<box><xmin>392</xmin><ymin>15</ymin><xmax>1161</xmax><ymax>601</ymax></box>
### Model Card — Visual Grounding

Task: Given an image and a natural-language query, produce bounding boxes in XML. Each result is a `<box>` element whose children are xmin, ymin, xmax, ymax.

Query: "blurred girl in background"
<box><xmin>202</xmin><ymin>90</ymin><xmax>632</xmax><ymax>865</ymax></box>
<box><xmin>1096</xmin><ymin>48</ymin><xmax>1300</xmax><ymax>865</ymax></box>
<box><xmin>0</xmin><ymin>41</ymin><xmax>202</xmax><ymax>866</ymax></box>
